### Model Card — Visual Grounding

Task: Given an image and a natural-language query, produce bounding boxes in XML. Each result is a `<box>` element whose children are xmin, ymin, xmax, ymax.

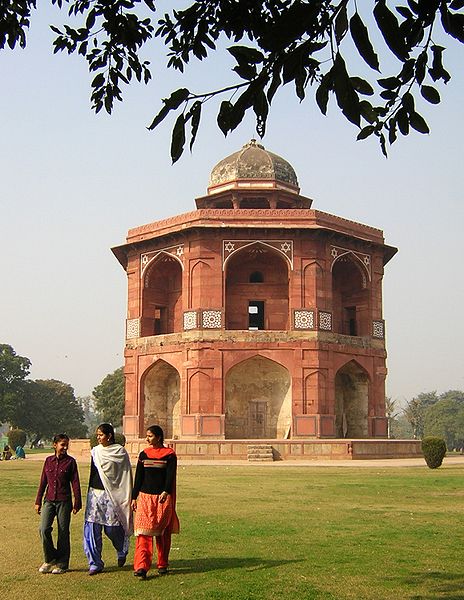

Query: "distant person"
<box><xmin>2</xmin><ymin>445</ymin><xmax>12</xmax><ymax>460</ymax></box>
<box><xmin>83</xmin><ymin>423</ymin><xmax>133</xmax><ymax>576</ymax></box>
<box><xmin>35</xmin><ymin>433</ymin><xmax>82</xmax><ymax>574</ymax></box>
<box><xmin>15</xmin><ymin>445</ymin><xmax>26</xmax><ymax>459</ymax></box>
<box><xmin>132</xmin><ymin>425</ymin><xmax>180</xmax><ymax>580</ymax></box>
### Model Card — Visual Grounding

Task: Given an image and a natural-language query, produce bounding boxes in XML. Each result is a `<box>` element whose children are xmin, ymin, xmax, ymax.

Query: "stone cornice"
<box><xmin>125</xmin><ymin>208</ymin><xmax>386</xmax><ymax>245</ymax></box>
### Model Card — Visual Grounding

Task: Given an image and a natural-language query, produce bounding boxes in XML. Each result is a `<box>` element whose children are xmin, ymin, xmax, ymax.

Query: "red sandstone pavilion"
<box><xmin>112</xmin><ymin>140</ymin><xmax>419</xmax><ymax>460</ymax></box>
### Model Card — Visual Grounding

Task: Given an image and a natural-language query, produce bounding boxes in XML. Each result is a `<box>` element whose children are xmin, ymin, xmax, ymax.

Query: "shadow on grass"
<box><xmin>401</xmin><ymin>570</ymin><xmax>464</xmax><ymax>600</ymax></box>
<box><xmin>171</xmin><ymin>556</ymin><xmax>303</xmax><ymax>575</ymax></box>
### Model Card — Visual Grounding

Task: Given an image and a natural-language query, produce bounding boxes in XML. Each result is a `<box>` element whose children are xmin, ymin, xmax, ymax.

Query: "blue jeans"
<box><xmin>39</xmin><ymin>500</ymin><xmax>72</xmax><ymax>569</ymax></box>
<box><xmin>83</xmin><ymin>521</ymin><xmax>128</xmax><ymax>571</ymax></box>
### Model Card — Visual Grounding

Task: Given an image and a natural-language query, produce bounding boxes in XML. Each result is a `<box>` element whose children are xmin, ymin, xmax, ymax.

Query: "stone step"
<box><xmin>247</xmin><ymin>444</ymin><xmax>274</xmax><ymax>461</ymax></box>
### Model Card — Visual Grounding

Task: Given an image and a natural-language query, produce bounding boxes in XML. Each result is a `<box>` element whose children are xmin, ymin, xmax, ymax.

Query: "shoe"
<box><xmin>134</xmin><ymin>569</ymin><xmax>147</xmax><ymax>580</ymax></box>
<box><xmin>117</xmin><ymin>557</ymin><xmax>126</xmax><ymax>567</ymax></box>
<box><xmin>88</xmin><ymin>568</ymin><xmax>103</xmax><ymax>576</ymax></box>
<box><xmin>51</xmin><ymin>567</ymin><xmax>67</xmax><ymax>574</ymax></box>
<box><xmin>38</xmin><ymin>562</ymin><xmax>54</xmax><ymax>573</ymax></box>
<box><xmin>158</xmin><ymin>567</ymin><xmax>168</xmax><ymax>575</ymax></box>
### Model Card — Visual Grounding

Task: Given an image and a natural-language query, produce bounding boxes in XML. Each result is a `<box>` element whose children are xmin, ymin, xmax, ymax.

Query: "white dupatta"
<box><xmin>91</xmin><ymin>443</ymin><xmax>133</xmax><ymax>535</ymax></box>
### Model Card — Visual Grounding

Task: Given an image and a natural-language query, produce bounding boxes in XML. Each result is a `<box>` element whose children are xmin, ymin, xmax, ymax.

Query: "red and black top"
<box><xmin>132</xmin><ymin>446</ymin><xmax>177</xmax><ymax>499</ymax></box>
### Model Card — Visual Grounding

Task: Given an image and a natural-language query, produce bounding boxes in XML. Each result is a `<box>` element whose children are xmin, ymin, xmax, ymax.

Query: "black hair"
<box><xmin>147</xmin><ymin>425</ymin><xmax>164</xmax><ymax>444</ymax></box>
<box><xmin>97</xmin><ymin>423</ymin><xmax>115</xmax><ymax>443</ymax></box>
<box><xmin>53</xmin><ymin>433</ymin><xmax>70</xmax><ymax>444</ymax></box>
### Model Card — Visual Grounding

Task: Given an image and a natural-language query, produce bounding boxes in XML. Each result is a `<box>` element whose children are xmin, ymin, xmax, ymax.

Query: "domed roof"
<box><xmin>208</xmin><ymin>139</ymin><xmax>299</xmax><ymax>192</ymax></box>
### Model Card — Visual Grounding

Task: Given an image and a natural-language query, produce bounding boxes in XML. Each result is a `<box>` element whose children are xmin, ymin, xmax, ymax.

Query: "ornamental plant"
<box><xmin>421</xmin><ymin>436</ymin><xmax>447</xmax><ymax>469</ymax></box>
<box><xmin>7</xmin><ymin>428</ymin><xmax>26</xmax><ymax>450</ymax></box>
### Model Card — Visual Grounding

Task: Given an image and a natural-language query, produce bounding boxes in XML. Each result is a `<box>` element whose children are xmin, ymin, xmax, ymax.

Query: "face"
<box><xmin>146</xmin><ymin>430</ymin><xmax>160</xmax><ymax>446</ymax></box>
<box><xmin>54</xmin><ymin>439</ymin><xmax>69</xmax><ymax>457</ymax></box>
<box><xmin>96</xmin><ymin>429</ymin><xmax>112</xmax><ymax>447</ymax></box>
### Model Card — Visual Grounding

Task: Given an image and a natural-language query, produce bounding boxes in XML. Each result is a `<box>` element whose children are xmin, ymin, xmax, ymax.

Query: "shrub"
<box><xmin>7</xmin><ymin>429</ymin><xmax>27</xmax><ymax>450</ymax></box>
<box><xmin>89</xmin><ymin>432</ymin><xmax>126</xmax><ymax>448</ymax></box>
<box><xmin>422</xmin><ymin>436</ymin><xmax>447</xmax><ymax>469</ymax></box>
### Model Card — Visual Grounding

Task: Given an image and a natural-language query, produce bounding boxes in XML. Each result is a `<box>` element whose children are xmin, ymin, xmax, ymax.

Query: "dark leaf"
<box><xmin>441</xmin><ymin>9</ymin><xmax>464</xmax><ymax>43</ymax></box>
<box><xmin>409</xmin><ymin>111</ymin><xmax>430</xmax><ymax>134</ymax></box>
<box><xmin>217</xmin><ymin>100</ymin><xmax>233</xmax><ymax>136</ymax></box>
<box><xmin>233</xmin><ymin>64</ymin><xmax>257</xmax><ymax>81</ymax></box>
<box><xmin>415</xmin><ymin>51</ymin><xmax>427</xmax><ymax>84</ymax></box>
<box><xmin>396</xmin><ymin>6</ymin><xmax>413</xmax><ymax>19</ymax></box>
<box><xmin>350</xmin><ymin>77</ymin><xmax>374</xmax><ymax>95</ymax></box>
<box><xmin>450</xmin><ymin>0</ymin><xmax>464</xmax><ymax>9</ymax></box>
<box><xmin>267</xmin><ymin>70</ymin><xmax>282</xmax><ymax>104</ymax></box>
<box><xmin>379</xmin><ymin>132</ymin><xmax>387</xmax><ymax>158</ymax></box>
<box><xmin>397</xmin><ymin>108</ymin><xmax>409</xmax><ymax>135</ymax></box>
<box><xmin>228</xmin><ymin>45</ymin><xmax>264</xmax><ymax>65</ymax></box>
<box><xmin>378</xmin><ymin>76</ymin><xmax>400</xmax><ymax>89</ymax></box>
<box><xmin>147</xmin><ymin>88</ymin><xmax>190</xmax><ymax>130</ymax></box>
<box><xmin>429</xmin><ymin>45</ymin><xmax>451</xmax><ymax>83</ymax></box>
<box><xmin>420</xmin><ymin>85</ymin><xmax>441</xmax><ymax>104</ymax></box>
<box><xmin>373</xmin><ymin>0</ymin><xmax>409</xmax><ymax>61</ymax></box>
<box><xmin>91</xmin><ymin>73</ymin><xmax>105</xmax><ymax>89</ymax></box>
<box><xmin>388</xmin><ymin>117</ymin><xmax>397</xmax><ymax>144</ymax></box>
<box><xmin>335</xmin><ymin>4</ymin><xmax>349</xmax><ymax>44</ymax></box>
<box><xmin>171</xmin><ymin>113</ymin><xmax>186</xmax><ymax>163</ymax></box>
<box><xmin>333</xmin><ymin>54</ymin><xmax>360</xmax><ymax>126</ymax></box>
<box><xmin>359</xmin><ymin>100</ymin><xmax>377</xmax><ymax>124</ymax></box>
<box><xmin>315</xmin><ymin>69</ymin><xmax>333</xmax><ymax>115</ymax></box>
<box><xmin>357</xmin><ymin>125</ymin><xmax>375</xmax><ymax>140</ymax></box>
<box><xmin>349</xmin><ymin>12</ymin><xmax>380</xmax><ymax>71</ymax></box>
<box><xmin>402</xmin><ymin>91</ymin><xmax>415</xmax><ymax>113</ymax></box>
<box><xmin>189</xmin><ymin>101</ymin><xmax>202</xmax><ymax>151</ymax></box>
<box><xmin>380</xmin><ymin>90</ymin><xmax>397</xmax><ymax>100</ymax></box>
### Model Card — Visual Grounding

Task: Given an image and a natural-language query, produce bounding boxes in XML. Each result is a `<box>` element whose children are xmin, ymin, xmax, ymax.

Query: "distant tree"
<box><xmin>424</xmin><ymin>396</ymin><xmax>464</xmax><ymax>451</ymax></box>
<box><xmin>390</xmin><ymin>413</ymin><xmax>414</xmax><ymax>439</ymax></box>
<box><xmin>11</xmin><ymin>379</ymin><xmax>87</xmax><ymax>443</ymax></box>
<box><xmin>1</xmin><ymin>2</ymin><xmax>463</xmax><ymax>161</ymax></box>
<box><xmin>93</xmin><ymin>367</ymin><xmax>125</xmax><ymax>428</ymax></box>
<box><xmin>78</xmin><ymin>395</ymin><xmax>100</xmax><ymax>435</ymax></box>
<box><xmin>385</xmin><ymin>396</ymin><xmax>399</xmax><ymax>439</ymax></box>
<box><xmin>0</xmin><ymin>344</ymin><xmax>31</xmax><ymax>423</ymax></box>
<box><xmin>404</xmin><ymin>391</ymin><xmax>439</xmax><ymax>439</ymax></box>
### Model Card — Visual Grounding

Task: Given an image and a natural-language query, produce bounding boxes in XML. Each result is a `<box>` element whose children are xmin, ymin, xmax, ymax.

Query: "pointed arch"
<box><xmin>223</xmin><ymin>240</ymin><xmax>292</xmax><ymax>270</ymax></box>
<box><xmin>142</xmin><ymin>359</ymin><xmax>181</xmax><ymax>439</ymax></box>
<box><xmin>334</xmin><ymin>360</ymin><xmax>370</xmax><ymax>438</ymax></box>
<box><xmin>224</xmin><ymin>355</ymin><xmax>291</xmax><ymax>439</ymax></box>
<box><xmin>141</xmin><ymin>253</ymin><xmax>183</xmax><ymax>335</ymax></box>
<box><xmin>142</xmin><ymin>250</ymin><xmax>184</xmax><ymax>284</ymax></box>
<box><xmin>332</xmin><ymin>254</ymin><xmax>370</xmax><ymax>336</ymax></box>
<box><xmin>225</xmin><ymin>243</ymin><xmax>290</xmax><ymax>330</ymax></box>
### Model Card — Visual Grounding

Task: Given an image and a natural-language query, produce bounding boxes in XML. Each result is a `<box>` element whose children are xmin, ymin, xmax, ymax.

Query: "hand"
<box><xmin>35</xmin><ymin>504</ymin><xmax>41</xmax><ymax>515</ymax></box>
<box><xmin>159</xmin><ymin>492</ymin><xmax>168</xmax><ymax>504</ymax></box>
<box><xmin>131</xmin><ymin>499</ymin><xmax>137</xmax><ymax>511</ymax></box>
<box><xmin>72</xmin><ymin>507</ymin><xmax>81</xmax><ymax>515</ymax></box>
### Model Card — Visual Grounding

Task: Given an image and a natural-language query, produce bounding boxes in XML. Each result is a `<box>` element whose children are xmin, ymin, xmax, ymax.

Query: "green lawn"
<box><xmin>1</xmin><ymin>460</ymin><xmax>463</xmax><ymax>600</ymax></box>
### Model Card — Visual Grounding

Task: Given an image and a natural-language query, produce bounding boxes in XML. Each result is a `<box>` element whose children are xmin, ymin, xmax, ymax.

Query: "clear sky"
<box><xmin>1</xmin><ymin>3</ymin><xmax>463</xmax><ymax>406</ymax></box>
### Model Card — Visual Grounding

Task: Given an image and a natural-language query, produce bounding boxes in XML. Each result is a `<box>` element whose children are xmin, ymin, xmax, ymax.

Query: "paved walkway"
<box><xmin>19</xmin><ymin>453</ymin><xmax>464</xmax><ymax>468</ymax></box>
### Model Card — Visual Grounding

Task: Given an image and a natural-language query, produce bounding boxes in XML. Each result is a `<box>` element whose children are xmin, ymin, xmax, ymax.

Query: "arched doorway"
<box><xmin>334</xmin><ymin>361</ymin><xmax>370</xmax><ymax>438</ymax></box>
<box><xmin>141</xmin><ymin>254</ymin><xmax>182</xmax><ymax>336</ymax></box>
<box><xmin>225</xmin><ymin>356</ymin><xmax>291</xmax><ymax>439</ymax></box>
<box><xmin>225</xmin><ymin>244</ymin><xmax>289</xmax><ymax>330</ymax></box>
<box><xmin>143</xmin><ymin>360</ymin><xmax>181</xmax><ymax>439</ymax></box>
<box><xmin>332</xmin><ymin>255</ymin><xmax>369</xmax><ymax>336</ymax></box>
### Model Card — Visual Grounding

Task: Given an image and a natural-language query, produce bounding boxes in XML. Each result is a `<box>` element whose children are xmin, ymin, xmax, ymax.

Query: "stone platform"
<box><xmin>69</xmin><ymin>438</ymin><xmax>422</xmax><ymax>462</ymax></box>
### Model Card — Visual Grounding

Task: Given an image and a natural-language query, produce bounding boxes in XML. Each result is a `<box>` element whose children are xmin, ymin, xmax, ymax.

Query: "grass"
<box><xmin>1</xmin><ymin>460</ymin><xmax>463</xmax><ymax>600</ymax></box>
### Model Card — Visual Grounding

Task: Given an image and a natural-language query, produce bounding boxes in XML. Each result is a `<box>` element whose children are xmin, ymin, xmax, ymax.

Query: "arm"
<box><xmin>34</xmin><ymin>459</ymin><xmax>48</xmax><ymax>514</ymax></box>
<box><xmin>70</xmin><ymin>458</ymin><xmax>82</xmax><ymax>514</ymax></box>
<box><xmin>160</xmin><ymin>453</ymin><xmax>177</xmax><ymax>503</ymax></box>
<box><xmin>131</xmin><ymin>452</ymin><xmax>145</xmax><ymax>510</ymax></box>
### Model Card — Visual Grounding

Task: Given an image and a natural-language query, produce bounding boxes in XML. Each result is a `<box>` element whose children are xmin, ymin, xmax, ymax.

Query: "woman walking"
<box><xmin>131</xmin><ymin>425</ymin><xmax>180</xmax><ymax>580</ymax></box>
<box><xmin>83</xmin><ymin>423</ymin><xmax>133</xmax><ymax>575</ymax></box>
